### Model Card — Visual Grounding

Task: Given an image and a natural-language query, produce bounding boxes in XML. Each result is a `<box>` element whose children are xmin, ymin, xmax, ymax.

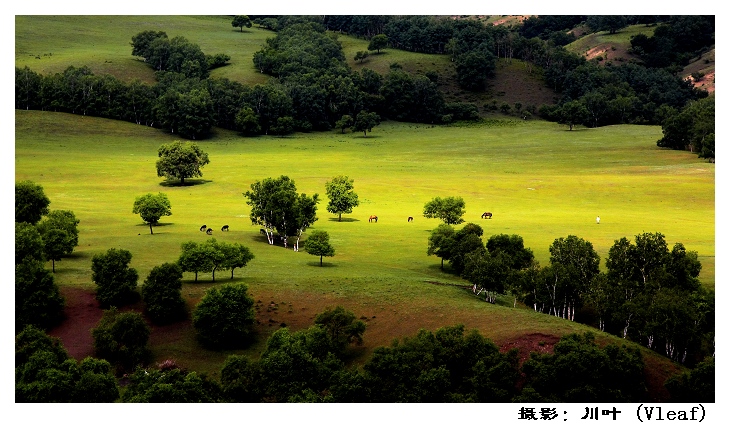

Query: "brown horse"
<box><xmin>481</xmin><ymin>212</ymin><xmax>493</xmax><ymax>219</ymax></box>
<box><xmin>369</xmin><ymin>215</ymin><xmax>378</xmax><ymax>223</ymax></box>
<box><xmin>407</xmin><ymin>216</ymin><xmax>413</xmax><ymax>222</ymax></box>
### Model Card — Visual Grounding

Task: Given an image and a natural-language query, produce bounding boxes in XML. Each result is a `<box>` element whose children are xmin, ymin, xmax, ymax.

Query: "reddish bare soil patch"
<box><xmin>687</xmin><ymin>71</ymin><xmax>715</xmax><ymax>93</ymax></box>
<box><xmin>48</xmin><ymin>287</ymin><xmax>101</xmax><ymax>360</ymax></box>
<box><xmin>499</xmin><ymin>333</ymin><xmax>559</xmax><ymax>364</ymax></box>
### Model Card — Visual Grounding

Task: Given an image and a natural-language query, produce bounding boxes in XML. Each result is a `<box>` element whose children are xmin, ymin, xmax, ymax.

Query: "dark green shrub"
<box><xmin>192</xmin><ymin>283</ymin><xmax>256</xmax><ymax>349</ymax></box>
<box><xmin>92</xmin><ymin>308</ymin><xmax>151</xmax><ymax>373</ymax></box>
<box><xmin>91</xmin><ymin>248</ymin><xmax>139</xmax><ymax>308</ymax></box>
<box><xmin>141</xmin><ymin>262</ymin><xmax>186</xmax><ymax>324</ymax></box>
<box><xmin>15</xmin><ymin>326</ymin><xmax>119</xmax><ymax>402</ymax></box>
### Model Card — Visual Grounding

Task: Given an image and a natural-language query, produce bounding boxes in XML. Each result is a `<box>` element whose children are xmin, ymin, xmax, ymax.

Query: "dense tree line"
<box><xmin>16</xmin><ymin>16</ymin><xmax>712</xmax><ymax>146</ymax></box>
<box><xmin>15</xmin><ymin>181</ymin><xmax>76</xmax><ymax>333</ymax></box>
<box><xmin>428</xmin><ymin>223</ymin><xmax>715</xmax><ymax>367</ymax></box>
<box><xmin>23</xmin><ymin>320</ymin><xmax>697</xmax><ymax>402</ymax></box>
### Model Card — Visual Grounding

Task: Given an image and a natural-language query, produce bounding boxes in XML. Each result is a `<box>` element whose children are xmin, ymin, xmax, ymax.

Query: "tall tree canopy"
<box><xmin>37</xmin><ymin>210</ymin><xmax>80</xmax><ymax>272</ymax></box>
<box><xmin>243</xmin><ymin>175</ymin><xmax>319</xmax><ymax>249</ymax></box>
<box><xmin>325</xmin><ymin>175</ymin><xmax>360</xmax><ymax>221</ymax></box>
<box><xmin>423</xmin><ymin>196</ymin><xmax>466</xmax><ymax>225</ymax></box>
<box><xmin>16</xmin><ymin>180</ymin><xmax>50</xmax><ymax>224</ymax></box>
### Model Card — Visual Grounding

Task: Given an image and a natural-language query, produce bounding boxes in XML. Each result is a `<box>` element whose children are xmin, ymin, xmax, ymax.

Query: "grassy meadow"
<box><xmin>15</xmin><ymin>109</ymin><xmax>714</xmax><ymax>372</ymax></box>
<box><xmin>14</xmin><ymin>15</ymin><xmax>715</xmax><ymax>376</ymax></box>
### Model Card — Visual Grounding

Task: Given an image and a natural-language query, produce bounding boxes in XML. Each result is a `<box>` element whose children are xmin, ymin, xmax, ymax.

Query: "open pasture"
<box><xmin>15</xmin><ymin>110</ymin><xmax>714</xmax><ymax>372</ymax></box>
<box><xmin>15</xmin><ymin>15</ymin><xmax>272</xmax><ymax>85</ymax></box>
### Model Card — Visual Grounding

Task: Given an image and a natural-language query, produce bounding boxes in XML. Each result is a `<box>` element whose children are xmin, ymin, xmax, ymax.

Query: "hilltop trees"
<box><xmin>130</xmin><ymin>31</ymin><xmax>212</xmax><ymax>79</ymax></box>
<box><xmin>325</xmin><ymin>175</ymin><xmax>359</xmax><ymax>221</ymax></box>
<box><xmin>132</xmin><ymin>192</ymin><xmax>172</xmax><ymax>234</ymax></box>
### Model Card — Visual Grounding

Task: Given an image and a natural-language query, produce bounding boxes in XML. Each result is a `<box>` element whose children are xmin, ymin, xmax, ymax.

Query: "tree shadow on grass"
<box><xmin>134</xmin><ymin>222</ymin><xmax>174</xmax><ymax>235</ymax></box>
<box><xmin>159</xmin><ymin>179</ymin><xmax>212</xmax><ymax>187</ymax></box>
<box><xmin>328</xmin><ymin>217</ymin><xmax>360</xmax><ymax>223</ymax></box>
<box><xmin>307</xmin><ymin>261</ymin><xmax>337</xmax><ymax>268</ymax></box>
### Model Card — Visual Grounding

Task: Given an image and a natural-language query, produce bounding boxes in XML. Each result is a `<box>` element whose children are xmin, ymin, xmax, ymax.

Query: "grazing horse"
<box><xmin>369</xmin><ymin>215</ymin><xmax>378</xmax><ymax>223</ymax></box>
<box><xmin>200</xmin><ymin>225</ymin><xmax>207</xmax><ymax>231</ymax></box>
<box><xmin>206</xmin><ymin>228</ymin><xmax>213</xmax><ymax>235</ymax></box>
<box><xmin>221</xmin><ymin>225</ymin><xmax>229</xmax><ymax>231</ymax></box>
<box><xmin>407</xmin><ymin>216</ymin><xmax>414</xmax><ymax>222</ymax></box>
<box><xmin>481</xmin><ymin>212</ymin><xmax>493</xmax><ymax>219</ymax></box>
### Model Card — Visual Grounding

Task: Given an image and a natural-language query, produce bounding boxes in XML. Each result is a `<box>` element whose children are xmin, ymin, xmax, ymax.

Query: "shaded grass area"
<box><xmin>18</xmin><ymin>110</ymin><xmax>714</xmax><ymax>379</ymax></box>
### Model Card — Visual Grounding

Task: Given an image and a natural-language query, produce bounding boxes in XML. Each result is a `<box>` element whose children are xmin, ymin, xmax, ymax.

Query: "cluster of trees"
<box><xmin>16</xmin><ymin>326</ymin><xmax>119</xmax><ymax>402</ymax></box>
<box><xmin>244</xmin><ymin>175</ymin><xmax>319</xmax><ymax>250</ymax></box>
<box><xmin>427</xmin><ymin>220</ymin><xmax>715</xmax><ymax>366</ymax></box>
<box><xmin>657</xmin><ymin>94</ymin><xmax>714</xmax><ymax>159</ymax></box>
<box><xmin>178</xmin><ymin>238</ymin><xmax>255</xmax><ymax>282</ymax></box>
<box><xmin>131</xmin><ymin>30</ymin><xmax>230</xmax><ymax>79</ymax></box>
<box><xmin>15</xmin><ymin>181</ymin><xmax>78</xmax><ymax>332</ymax></box>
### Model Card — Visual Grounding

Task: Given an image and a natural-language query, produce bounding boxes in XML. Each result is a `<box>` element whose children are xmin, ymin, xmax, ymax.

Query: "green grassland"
<box><xmin>15</xmin><ymin>15</ymin><xmax>715</xmax><ymax>376</ymax></box>
<box><xmin>15</xmin><ymin>109</ymin><xmax>714</xmax><ymax>372</ymax></box>
<box><xmin>15</xmin><ymin>15</ymin><xmax>272</xmax><ymax>85</ymax></box>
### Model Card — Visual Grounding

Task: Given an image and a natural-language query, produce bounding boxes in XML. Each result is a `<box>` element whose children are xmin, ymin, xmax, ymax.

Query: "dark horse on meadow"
<box><xmin>481</xmin><ymin>212</ymin><xmax>493</xmax><ymax>219</ymax></box>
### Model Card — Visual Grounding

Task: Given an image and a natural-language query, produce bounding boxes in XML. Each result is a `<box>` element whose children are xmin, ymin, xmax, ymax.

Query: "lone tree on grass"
<box><xmin>193</xmin><ymin>283</ymin><xmax>256</xmax><ymax>349</ymax></box>
<box><xmin>368</xmin><ymin>34</ymin><xmax>389</xmax><ymax>53</ymax></box>
<box><xmin>156</xmin><ymin>140</ymin><xmax>210</xmax><ymax>185</ymax></box>
<box><xmin>232</xmin><ymin>15</ymin><xmax>252</xmax><ymax>32</ymax></box>
<box><xmin>132</xmin><ymin>192</ymin><xmax>172</xmax><ymax>234</ymax></box>
<box><xmin>423</xmin><ymin>196</ymin><xmax>466</xmax><ymax>225</ymax></box>
<box><xmin>304</xmin><ymin>230</ymin><xmax>335</xmax><ymax>266</ymax></box>
<box><xmin>325</xmin><ymin>175</ymin><xmax>359</xmax><ymax>221</ymax></box>
<box><xmin>353</xmin><ymin>110</ymin><xmax>380</xmax><ymax>137</ymax></box>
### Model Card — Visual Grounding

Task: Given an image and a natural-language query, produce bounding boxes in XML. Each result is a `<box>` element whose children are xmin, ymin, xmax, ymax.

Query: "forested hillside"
<box><xmin>16</xmin><ymin>15</ymin><xmax>714</xmax><ymax>159</ymax></box>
